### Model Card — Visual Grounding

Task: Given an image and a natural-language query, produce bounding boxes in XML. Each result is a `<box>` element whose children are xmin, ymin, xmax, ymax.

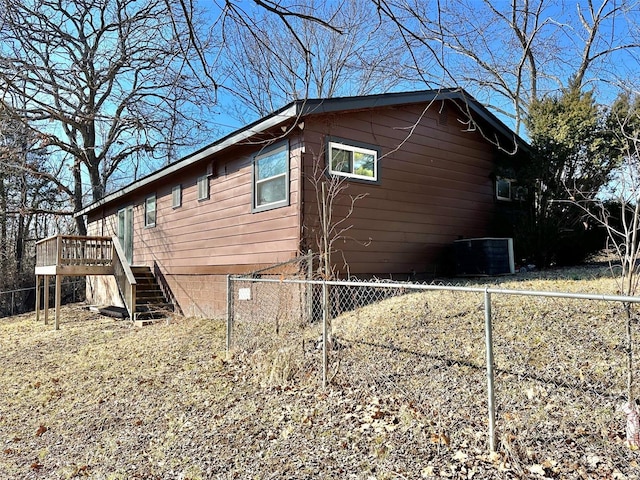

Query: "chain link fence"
<box><xmin>0</xmin><ymin>279</ymin><xmax>85</xmax><ymax>318</ymax></box>
<box><xmin>227</xmin><ymin>272</ymin><xmax>640</xmax><ymax>472</ymax></box>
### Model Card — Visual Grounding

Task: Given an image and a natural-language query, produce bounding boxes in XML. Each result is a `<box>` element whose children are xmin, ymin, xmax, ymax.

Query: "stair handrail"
<box><xmin>111</xmin><ymin>236</ymin><xmax>137</xmax><ymax>321</ymax></box>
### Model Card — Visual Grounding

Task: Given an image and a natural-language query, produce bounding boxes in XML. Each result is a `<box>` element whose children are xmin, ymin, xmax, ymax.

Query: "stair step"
<box><xmin>135</xmin><ymin>303</ymin><xmax>174</xmax><ymax>312</ymax></box>
<box><xmin>136</xmin><ymin>286</ymin><xmax>163</xmax><ymax>294</ymax></box>
<box><xmin>130</xmin><ymin>265</ymin><xmax>152</xmax><ymax>273</ymax></box>
<box><xmin>119</xmin><ymin>265</ymin><xmax>173</xmax><ymax>321</ymax></box>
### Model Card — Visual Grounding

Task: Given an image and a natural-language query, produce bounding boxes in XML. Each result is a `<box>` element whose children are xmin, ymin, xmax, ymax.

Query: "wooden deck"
<box><xmin>35</xmin><ymin>235</ymin><xmax>114</xmax><ymax>276</ymax></box>
<box><xmin>35</xmin><ymin>235</ymin><xmax>137</xmax><ymax>329</ymax></box>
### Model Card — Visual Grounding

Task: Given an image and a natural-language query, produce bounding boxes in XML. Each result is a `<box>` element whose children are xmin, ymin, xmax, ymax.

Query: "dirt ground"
<box><xmin>1</xmin><ymin>266</ymin><xmax>640</xmax><ymax>479</ymax></box>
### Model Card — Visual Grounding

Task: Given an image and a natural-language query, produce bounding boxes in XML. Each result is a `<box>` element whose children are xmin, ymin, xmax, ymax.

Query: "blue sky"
<box><xmin>192</xmin><ymin>0</ymin><xmax>639</xmax><ymax>145</ymax></box>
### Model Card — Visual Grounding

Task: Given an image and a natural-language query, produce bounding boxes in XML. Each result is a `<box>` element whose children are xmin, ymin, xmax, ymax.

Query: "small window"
<box><xmin>496</xmin><ymin>177</ymin><xmax>513</xmax><ymax>201</ymax></box>
<box><xmin>145</xmin><ymin>195</ymin><xmax>156</xmax><ymax>227</ymax></box>
<box><xmin>253</xmin><ymin>141</ymin><xmax>289</xmax><ymax>212</ymax></box>
<box><xmin>172</xmin><ymin>185</ymin><xmax>182</xmax><ymax>208</ymax></box>
<box><xmin>329</xmin><ymin>141</ymin><xmax>378</xmax><ymax>181</ymax></box>
<box><xmin>197</xmin><ymin>175</ymin><xmax>209</xmax><ymax>201</ymax></box>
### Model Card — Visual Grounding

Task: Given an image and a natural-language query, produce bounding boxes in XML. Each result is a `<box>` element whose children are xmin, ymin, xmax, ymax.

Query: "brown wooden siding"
<box><xmin>86</xmin><ymin>136</ymin><xmax>304</xmax><ymax>317</ymax></box>
<box><xmin>301</xmin><ymin>102</ymin><xmax>499</xmax><ymax>276</ymax></box>
<box><xmin>89</xmin><ymin>139</ymin><xmax>303</xmax><ymax>271</ymax></box>
<box><xmin>85</xmin><ymin>98</ymin><xmax>515</xmax><ymax>315</ymax></box>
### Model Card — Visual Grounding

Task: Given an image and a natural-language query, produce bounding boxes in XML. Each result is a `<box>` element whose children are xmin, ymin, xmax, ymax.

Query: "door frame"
<box><xmin>117</xmin><ymin>205</ymin><xmax>134</xmax><ymax>264</ymax></box>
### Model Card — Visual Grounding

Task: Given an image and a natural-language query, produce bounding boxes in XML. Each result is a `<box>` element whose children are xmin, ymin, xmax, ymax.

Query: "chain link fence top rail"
<box><xmin>227</xmin><ymin>274</ymin><xmax>640</xmax><ymax>476</ymax></box>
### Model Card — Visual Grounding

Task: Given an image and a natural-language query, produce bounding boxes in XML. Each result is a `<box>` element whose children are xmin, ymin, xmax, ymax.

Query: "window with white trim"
<box><xmin>145</xmin><ymin>195</ymin><xmax>156</xmax><ymax>227</ymax></box>
<box><xmin>172</xmin><ymin>185</ymin><xmax>182</xmax><ymax>208</ymax></box>
<box><xmin>253</xmin><ymin>142</ymin><xmax>289</xmax><ymax>212</ymax></box>
<box><xmin>197</xmin><ymin>175</ymin><xmax>209</xmax><ymax>201</ymax></box>
<box><xmin>496</xmin><ymin>177</ymin><xmax>513</xmax><ymax>201</ymax></box>
<box><xmin>329</xmin><ymin>141</ymin><xmax>378</xmax><ymax>181</ymax></box>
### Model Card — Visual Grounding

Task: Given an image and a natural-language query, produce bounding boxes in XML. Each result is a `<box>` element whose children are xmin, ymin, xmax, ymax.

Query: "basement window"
<box><xmin>328</xmin><ymin>141</ymin><xmax>379</xmax><ymax>181</ymax></box>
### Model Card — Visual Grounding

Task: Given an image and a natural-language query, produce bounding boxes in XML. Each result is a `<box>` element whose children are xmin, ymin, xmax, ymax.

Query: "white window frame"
<box><xmin>496</xmin><ymin>177</ymin><xmax>513</xmax><ymax>201</ymax></box>
<box><xmin>172</xmin><ymin>185</ymin><xmax>182</xmax><ymax>208</ymax></box>
<box><xmin>328</xmin><ymin>141</ymin><xmax>379</xmax><ymax>182</ymax></box>
<box><xmin>197</xmin><ymin>175</ymin><xmax>209</xmax><ymax>201</ymax></box>
<box><xmin>252</xmin><ymin>141</ymin><xmax>289</xmax><ymax>213</ymax></box>
<box><xmin>145</xmin><ymin>195</ymin><xmax>156</xmax><ymax>227</ymax></box>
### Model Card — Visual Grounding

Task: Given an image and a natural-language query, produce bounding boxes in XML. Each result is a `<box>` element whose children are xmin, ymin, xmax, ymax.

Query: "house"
<box><xmin>63</xmin><ymin>88</ymin><xmax>529</xmax><ymax>319</ymax></box>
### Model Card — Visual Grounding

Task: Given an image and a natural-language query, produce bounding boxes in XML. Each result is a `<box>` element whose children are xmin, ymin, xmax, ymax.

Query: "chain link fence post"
<box><xmin>322</xmin><ymin>280</ymin><xmax>328</xmax><ymax>389</ymax></box>
<box><xmin>306</xmin><ymin>250</ymin><xmax>313</xmax><ymax>323</ymax></box>
<box><xmin>484</xmin><ymin>288</ymin><xmax>496</xmax><ymax>452</ymax></box>
<box><xmin>226</xmin><ymin>274</ymin><xmax>233</xmax><ymax>357</ymax></box>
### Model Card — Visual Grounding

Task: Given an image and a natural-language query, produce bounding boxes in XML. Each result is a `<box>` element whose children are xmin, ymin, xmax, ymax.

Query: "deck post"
<box><xmin>35</xmin><ymin>275</ymin><xmax>41</xmax><ymax>322</ymax></box>
<box><xmin>43</xmin><ymin>275</ymin><xmax>49</xmax><ymax>325</ymax></box>
<box><xmin>55</xmin><ymin>274</ymin><xmax>61</xmax><ymax>330</ymax></box>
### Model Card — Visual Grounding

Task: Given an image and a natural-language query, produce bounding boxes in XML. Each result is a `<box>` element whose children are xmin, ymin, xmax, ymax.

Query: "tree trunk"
<box><xmin>15</xmin><ymin>170</ymin><xmax>27</xmax><ymax>275</ymax></box>
<box><xmin>73</xmin><ymin>159</ymin><xmax>87</xmax><ymax>236</ymax></box>
<box><xmin>0</xmin><ymin>176</ymin><xmax>7</xmax><ymax>290</ymax></box>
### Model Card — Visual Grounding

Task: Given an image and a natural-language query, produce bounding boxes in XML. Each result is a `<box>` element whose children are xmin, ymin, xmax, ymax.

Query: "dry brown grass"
<box><xmin>327</xmin><ymin>266</ymin><xmax>640</xmax><ymax>479</ymax></box>
<box><xmin>1</xmin><ymin>266</ymin><xmax>640</xmax><ymax>479</ymax></box>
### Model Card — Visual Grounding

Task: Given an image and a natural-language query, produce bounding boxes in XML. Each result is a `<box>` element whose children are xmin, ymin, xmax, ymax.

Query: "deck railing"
<box><xmin>36</xmin><ymin>235</ymin><xmax>113</xmax><ymax>267</ymax></box>
<box><xmin>35</xmin><ymin>234</ymin><xmax>137</xmax><ymax>321</ymax></box>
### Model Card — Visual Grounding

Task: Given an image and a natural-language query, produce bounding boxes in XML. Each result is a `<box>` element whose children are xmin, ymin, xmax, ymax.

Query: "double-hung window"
<box><xmin>253</xmin><ymin>141</ymin><xmax>289</xmax><ymax>212</ymax></box>
<box><xmin>197</xmin><ymin>175</ymin><xmax>209</xmax><ymax>201</ymax></box>
<box><xmin>172</xmin><ymin>185</ymin><xmax>182</xmax><ymax>208</ymax></box>
<box><xmin>329</xmin><ymin>141</ymin><xmax>379</xmax><ymax>181</ymax></box>
<box><xmin>145</xmin><ymin>195</ymin><xmax>156</xmax><ymax>227</ymax></box>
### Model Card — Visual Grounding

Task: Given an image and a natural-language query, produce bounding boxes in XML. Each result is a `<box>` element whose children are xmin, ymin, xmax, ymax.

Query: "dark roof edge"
<box><xmin>76</xmin><ymin>88</ymin><xmax>528</xmax><ymax>217</ymax></box>
<box><xmin>75</xmin><ymin>102</ymin><xmax>299</xmax><ymax>217</ymax></box>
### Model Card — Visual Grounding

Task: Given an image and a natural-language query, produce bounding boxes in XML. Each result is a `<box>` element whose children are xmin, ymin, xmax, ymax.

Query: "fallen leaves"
<box><xmin>344</xmin><ymin>397</ymin><xmax>400</xmax><ymax>434</ymax></box>
<box><xmin>528</xmin><ymin>463</ymin><xmax>546</xmax><ymax>476</ymax></box>
<box><xmin>0</xmin><ymin>294</ymin><xmax>638</xmax><ymax>479</ymax></box>
<box><xmin>430</xmin><ymin>432</ymin><xmax>451</xmax><ymax>446</ymax></box>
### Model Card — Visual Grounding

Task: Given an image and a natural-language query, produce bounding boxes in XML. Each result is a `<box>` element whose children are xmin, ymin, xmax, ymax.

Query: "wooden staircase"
<box><xmin>34</xmin><ymin>235</ymin><xmax>175</xmax><ymax>329</ymax></box>
<box><xmin>131</xmin><ymin>265</ymin><xmax>173</xmax><ymax>323</ymax></box>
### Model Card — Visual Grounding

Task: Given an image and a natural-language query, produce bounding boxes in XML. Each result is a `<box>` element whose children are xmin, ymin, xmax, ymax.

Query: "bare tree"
<box><xmin>372</xmin><ymin>0</ymin><xmax>640</xmax><ymax>134</ymax></box>
<box><xmin>0</xmin><ymin>105</ymin><xmax>63</xmax><ymax>291</ymax></box>
<box><xmin>600</xmin><ymin>94</ymin><xmax>640</xmax><ymax>449</ymax></box>
<box><xmin>305</xmin><ymin>150</ymin><xmax>368</xmax><ymax>280</ymax></box>
<box><xmin>218</xmin><ymin>0</ymin><xmax>421</xmax><ymax>121</ymax></box>
<box><xmin>566</xmin><ymin>90</ymin><xmax>640</xmax><ymax>448</ymax></box>
<box><xmin>0</xmin><ymin>0</ymin><xmax>217</xmax><ymax>233</ymax></box>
